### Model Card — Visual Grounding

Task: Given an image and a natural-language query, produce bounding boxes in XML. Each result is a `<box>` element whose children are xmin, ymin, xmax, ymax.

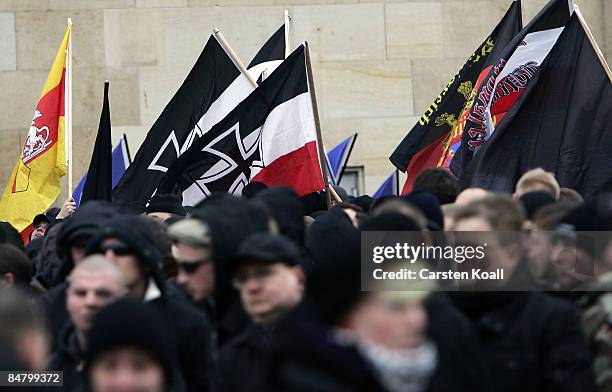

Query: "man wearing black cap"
<box><xmin>30</xmin><ymin>213</ymin><xmax>50</xmax><ymax>241</ymax></box>
<box><xmin>213</xmin><ymin>233</ymin><xmax>305</xmax><ymax>392</ymax></box>
<box><xmin>146</xmin><ymin>194</ymin><xmax>187</xmax><ymax>221</ymax></box>
<box><xmin>87</xmin><ymin>215</ymin><xmax>211</xmax><ymax>392</ymax></box>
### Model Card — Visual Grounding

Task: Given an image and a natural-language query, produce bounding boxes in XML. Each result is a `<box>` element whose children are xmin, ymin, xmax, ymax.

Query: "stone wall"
<box><xmin>0</xmin><ymin>0</ymin><xmax>608</xmax><ymax>201</ymax></box>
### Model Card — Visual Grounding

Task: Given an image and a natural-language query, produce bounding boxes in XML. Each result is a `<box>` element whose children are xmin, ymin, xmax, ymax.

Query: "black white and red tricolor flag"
<box><xmin>450</xmin><ymin>0</ymin><xmax>573</xmax><ymax>180</ymax></box>
<box><xmin>457</xmin><ymin>13</ymin><xmax>612</xmax><ymax>199</ymax></box>
<box><xmin>389</xmin><ymin>0</ymin><xmax>522</xmax><ymax>194</ymax></box>
<box><xmin>112</xmin><ymin>24</ymin><xmax>287</xmax><ymax>211</ymax></box>
<box><xmin>156</xmin><ymin>44</ymin><xmax>325</xmax><ymax>206</ymax></box>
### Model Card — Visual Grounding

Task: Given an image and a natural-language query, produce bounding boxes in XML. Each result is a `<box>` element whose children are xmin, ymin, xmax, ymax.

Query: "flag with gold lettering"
<box><xmin>0</xmin><ymin>23</ymin><xmax>71</xmax><ymax>233</ymax></box>
<box><xmin>389</xmin><ymin>0</ymin><xmax>522</xmax><ymax>194</ymax></box>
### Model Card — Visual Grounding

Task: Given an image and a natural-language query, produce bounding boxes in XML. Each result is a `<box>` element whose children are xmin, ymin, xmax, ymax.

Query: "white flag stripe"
<box><xmin>255</xmin><ymin>91</ymin><xmax>316</xmax><ymax>170</ymax></box>
<box><xmin>181</xmin><ymin>91</ymin><xmax>316</xmax><ymax>206</ymax></box>
<box><xmin>181</xmin><ymin>74</ymin><xmax>255</xmax><ymax>154</ymax></box>
<box><xmin>485</xmin><ymin>27</ymin><xmax>564</xmax><ymax>141</ymax></box>
<box><xmin>248</xmin><ymin>60</ymin><xmax>284</xmax><ymax>82</ymax></box>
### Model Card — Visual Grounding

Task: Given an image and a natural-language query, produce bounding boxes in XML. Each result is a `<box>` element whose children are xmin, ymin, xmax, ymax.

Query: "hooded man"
<box><xmin>213</xmin><ymin>233</ymin><xmax>306</xmax><ymax>392</ymax></box>
<box><xmin>86</xmin><ymin>215</ymin><xmax>211</xmax><ymax>392</ymax></box>
<box><xmin>39</xmin><ymin>201</ymin><xmax>118</xmax><ymax>350</ymax></box>
<box><xmin>254</xmin><ymin>187</ymin><xmax>305</xmax><ymax>246</ymax></box>
<box><xmin>190</xmin><ymin>194</ymin><xmax>270</xmax><ymax>347</ymax></box>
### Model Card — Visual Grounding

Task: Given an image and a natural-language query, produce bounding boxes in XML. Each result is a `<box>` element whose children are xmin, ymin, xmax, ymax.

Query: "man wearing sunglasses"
<box><xmin>213</xmin><ymin>233</ymin><xmax>305</xmax><ymax>392</ymax></box>
<box><xmin>167</xmin><ymin>219</ymin><xmax>215</xmax><ymax>314</ymax></box>
<box><xmin>86</xmin><ymin>215</ymin><xmax>212</xmax><ymax>392</ymax></box>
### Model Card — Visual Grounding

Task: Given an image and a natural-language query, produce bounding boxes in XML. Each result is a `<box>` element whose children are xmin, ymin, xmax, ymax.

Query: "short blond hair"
<box><xmin>515</xmin><ymin>168</ymin><xmax>560</xmax><ymax>199</ymax></box>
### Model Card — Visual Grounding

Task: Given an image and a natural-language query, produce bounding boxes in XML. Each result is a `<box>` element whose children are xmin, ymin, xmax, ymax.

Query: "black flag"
<box><xmin>450</xmin><ymin>0</ymin><xmax>572</xmax><ymax>180</ymax></box>
<box><xmin>112</xmin><ymin>36</ymin><xmax>251</xmax><ymax>211</ymax></box>
<box><xmin>461</xmin><ymin>13</ymin><xmax>612</xmax><ymax>199</ymax></box>
<box><xmin>81</xmin><ymin>81</ymin><xmax>112</xmax><ymax>204</ymax></box>
<box><xmin>113</xmin><ymin>26</ymin><xmax>290</xmax><ymax>211</ymax></box>
<box><xmin>157</xmin><ymin>45</ymin><xmax>325</xmax><ymax>206</ymax></box>
<box><xmin>388</xmin><ymin>0</ymin><xmax>522</xmax><ymax>193</ymax></box>
<box><xmin>248</xmin><ymin>24</ymin><xmax>286</xmax><ymax>81</ymax></box>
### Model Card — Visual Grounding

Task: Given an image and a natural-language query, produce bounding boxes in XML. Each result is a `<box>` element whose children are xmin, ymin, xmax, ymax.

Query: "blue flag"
<box><xmin>74</xmin><ymin>135</ymin><xmax>131</xmax><ymax>206</ymax></box>
<box><xmin>373</xmin><ymin>171</ymin><xmax>399</xmax><ymax>199</ymax></box>
<box><xmin>326</xmin><ymin>133</ymin><xmax>357</xmax><ymax>185</ymax></box>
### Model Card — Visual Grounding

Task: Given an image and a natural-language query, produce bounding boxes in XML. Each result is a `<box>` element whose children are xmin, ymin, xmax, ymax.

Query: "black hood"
<box><xmin>55</xmin><ymin>201</ymin><xmax>118</xmax><ymax>280</ymax></box>
<box><xmin>306</xmin><ymin>210</ymin><xmax>362</xmax><ymax>325</ymax></box>
<box><xmin>86</xmin><ymin>215</ymin><xmax>165</xmax><ymax>295</ymax></box>
<box><xmin>305</xmin><ymin>206</ymin><xmax>357</xmax><ymax>271</ymax></box>
<box><xmin>255</xmin><ymin>187</ymin><xmax>305</xmax><ymax>246</ymax></box>
<box><xmin>191</xmin><ymin>194</ymin><xmax>270</xmax><ymax>321</ymax></box>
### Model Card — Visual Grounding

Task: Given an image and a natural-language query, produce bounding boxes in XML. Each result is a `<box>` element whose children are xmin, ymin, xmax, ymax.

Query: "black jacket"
<box><xmin>263</xmin><ymin>304</ymin><xmax>387</xmax><ymax>392</ymax></box>
<box><xmin>149</xmin><ymin>295</ymin><xmax>211</xmax><ymax>392</ymax></box>
<box><xmin>424</xmin><ymin>292</ymin><xmax>489</xmax><ymax>392</ymax></box>
<box><xmin>47</xmin><ymin>323</ymin><xmax>85</xmax><ymax>392</ymax></box>
<box><xmin>450</xmin><ymin>291</ymin><xmax>596</xmax><ymax>392</ymax></box>
<box><xmin>41</xmin><ymin>282</ymin><xmax>69</xmax><ymax>352</ymax></box>
<box><xmin>213</xmin><ymin>323</ymin><xmax>270</xmax><ymax>392</ymax></box>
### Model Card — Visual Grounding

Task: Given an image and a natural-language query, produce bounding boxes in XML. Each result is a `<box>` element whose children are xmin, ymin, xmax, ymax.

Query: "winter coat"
<box><xmin>212</xmin><ymin>323</ymin><xmax>270</xmax><ymax>392</ymax></box>
<box><xmin>47</xmin><ymin>323</ymin><xmax>86</xmax><ymax>392</ymax></box>
<box><xmin>41</xmin><ymin>282</ymin><xmax>69</xmax><ymax>352</ymax></box>
<box><xmin>33</xmin><ymin>222</ymin><xmax>64</xmax><ymax>289</ymax></box>
<box><xmin>263</xmin><ymin>304</ymin><xmax>387</xmax><ymax>392</ymax></box>
<box><xmin>424</xmin><ymin>292</ymin><xmax>489</xmax><ymax>392</ymax></box>
<box><xmin>450</xmin><ymin>291</ymin><xmax>596</xmax><ymax>392</ymax></box>
<box><xmin>577</xmin><ymin>271</ymin><xmax>612</xmax><ymax>391</ymax></box>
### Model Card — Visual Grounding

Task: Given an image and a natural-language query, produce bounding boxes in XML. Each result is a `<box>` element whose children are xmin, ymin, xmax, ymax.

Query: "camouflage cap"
<box><xmin>167</xmin><ymin>218</ymin><xmax>211</xmax><ymax>247</ymax></box>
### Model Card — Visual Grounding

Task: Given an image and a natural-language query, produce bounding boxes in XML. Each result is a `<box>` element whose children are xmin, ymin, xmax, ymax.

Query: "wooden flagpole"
<box><xmin>304</xmin><ymin>42</ymin><xmax>333</xmax><ymax>208</ymax></box>
<box><xmin>67</xmin><ymin>17</ymin><xmax>73</xmax><ymax>194</ymax></box>
<box><xmin>574</xmin><ymin>5</ymin><xmax>612</xmax><ymax>83</ymax></box>
<box><xmin>213</xmin><ymin>29</ymin><xmax>258</xmax><ymax>88</ymax></box>
<box><xmin>395</xmin><ymin>169</ymin><xmax>400</xmax><ymax>196</ymax></box>
<box><xmin>284</xmin><ymin>10</ymin><xmax>291</xmax><ymax>59</ymax></box>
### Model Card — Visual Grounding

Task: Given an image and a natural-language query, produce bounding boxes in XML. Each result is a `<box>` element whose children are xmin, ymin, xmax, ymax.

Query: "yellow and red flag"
<box><xmin>0</xmin><ymin>23</ymin><xmax>71</xmax><ymax>235</ymax></box>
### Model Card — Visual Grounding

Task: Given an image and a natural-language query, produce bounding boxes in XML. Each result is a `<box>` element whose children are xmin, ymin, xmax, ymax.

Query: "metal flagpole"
<box><xmin>304</xmin><ymin>42</ymin><xmax>334</xmax><ymax>208</ymax></box>
<box><xmin>574</xmin><ymin>5</ymin><xmax>612</xmax><ymax>82</ymax></box>
<box><xmin>67</xmin><ymin>17</ymin><xmax>73</xmax><ymax>193</ymax></box>
<box><xmin>213</xmin><ymin>29</ymin><xmax>258</xmax><ymax>88</ymax></box>
<box><xmin>284</xmin><ymin>10</ymin><xmax>291</xmax><ymax>59</ymax></box>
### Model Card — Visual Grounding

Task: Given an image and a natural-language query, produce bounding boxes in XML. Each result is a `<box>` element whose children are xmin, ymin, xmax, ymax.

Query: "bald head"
<box><xmin>67</xmin><ymin>255</ymin><xmax>127</xmax><ymax>340</ymax></box>
<box><xmin>68</xmin><ymin>255</ymin><xmax>126</xmax><ymax>288</ymax></box>
<box><xmin>455</xmin><ymin>188</ymin><xmax>491</xmax><ymax>206</ymax></box>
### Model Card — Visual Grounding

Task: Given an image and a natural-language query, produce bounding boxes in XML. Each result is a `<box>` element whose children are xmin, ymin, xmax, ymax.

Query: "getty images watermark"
<box><xmin>361</xmin><ymin>231</ymin><xmax>612</xmax><ymax>291</ymax></box>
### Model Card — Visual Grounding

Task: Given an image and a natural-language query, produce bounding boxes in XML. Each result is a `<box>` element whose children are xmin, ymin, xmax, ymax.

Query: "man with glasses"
<box><xmin>167</xmin><ymin>218</ymin><xmax>215</xmax><ymax>315</ymax></box>
<box><xmin>213</xmin><ymin>233</ymin><xmax>305</xmax><ymax>392</ymax></box>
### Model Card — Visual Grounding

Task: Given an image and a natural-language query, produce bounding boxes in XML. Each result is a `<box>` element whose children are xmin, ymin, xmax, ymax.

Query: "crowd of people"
<box><xmin>1</xmin><ymin>166</ymin><xmax>612</xmax><ymax>392</ymax></box>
